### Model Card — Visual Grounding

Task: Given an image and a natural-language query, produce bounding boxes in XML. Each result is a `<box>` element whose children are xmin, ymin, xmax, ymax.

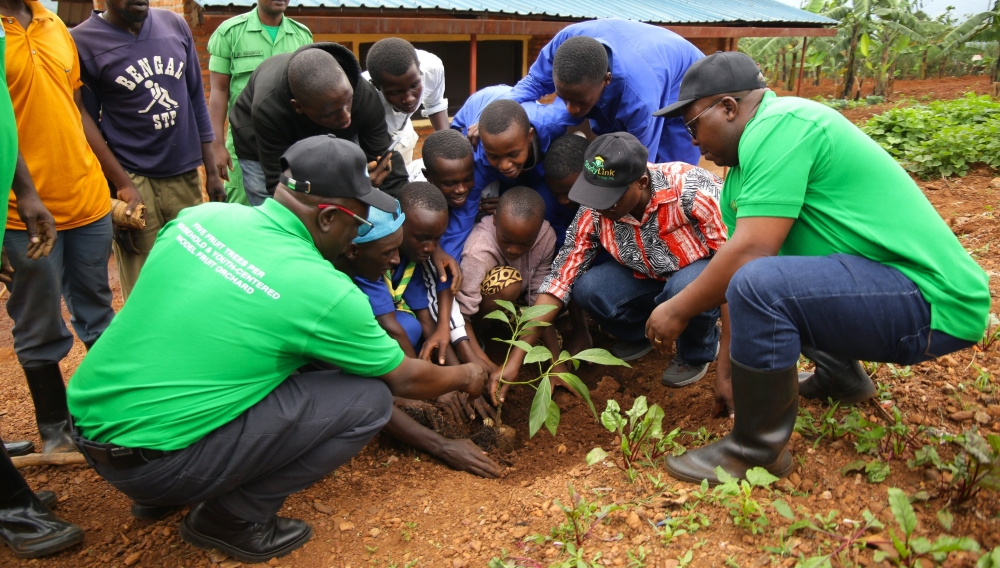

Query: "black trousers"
<box><xmin>79</xmin><ymin>371</ymin><xmax>392</xmax><ymax>523</ymax></box>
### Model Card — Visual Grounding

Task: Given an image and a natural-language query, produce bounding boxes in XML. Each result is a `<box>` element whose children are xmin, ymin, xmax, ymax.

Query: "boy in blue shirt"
<box><xmin>506</xmin><ymin>18</ymin><xmax>703</xmax><ymax>165</ymax></box>
<box><xmin>334</xmin><ymin>202</ymin><xmax>499</xmax><ymax>477</ymax></box>
<box><xmin>449</xmin><ymin>86</ymin><xmax>577</xmax><ymax>253</ymax></box>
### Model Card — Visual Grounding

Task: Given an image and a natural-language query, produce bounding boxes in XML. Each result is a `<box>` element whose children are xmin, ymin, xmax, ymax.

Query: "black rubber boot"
<box><xmin>22</xmin><ymin>364</ymin><xmax>75</xmax><ymax>454</ymax></box>
<box><xmin>665</xmin><ymin>359</ymin><xmax>798</xmax><ymax>485</ymax></box>
<box><xmin>0</xmin><ymin>439</ymin><xmax>84</xmax><ymax>558</ymax></box>
<box><xmin>3</xmin><ymin>441</ymin><xmax>34</xmax><ymax>457</ymax></box>
<box><xmin>180</xmin><ymin>500</ymin><xmax>312</xmax><ymax>564</ymax></box>
<box><xmin>798</xmin><ymin>345</ymin><xmax>876</xmax><ymax>405</ymax></box>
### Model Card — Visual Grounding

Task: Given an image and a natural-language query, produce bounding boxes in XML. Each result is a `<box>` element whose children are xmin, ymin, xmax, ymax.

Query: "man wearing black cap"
<box><xmin>486</xmin><ymin>132</ymin><xmax>727</xmax><ymax>403</ymax></box>
<box><xmin>66</xmin><ymin>135</ymin><xmax>487</xmax><ymax>563</ymax></box>
<box><xmin>646</xmin><ymin>51</ymin><xmax>989</xmax><ymax>484</ymax></box>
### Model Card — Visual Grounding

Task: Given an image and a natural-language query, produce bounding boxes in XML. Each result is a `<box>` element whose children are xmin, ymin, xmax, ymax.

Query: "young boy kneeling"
<box><xmin>457</xmin><ymin>187</ymin><xmax>556</xmax><ymax>326</ymax></box>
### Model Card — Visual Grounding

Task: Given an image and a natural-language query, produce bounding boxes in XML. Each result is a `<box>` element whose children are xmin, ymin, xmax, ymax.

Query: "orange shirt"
<box><xmin>2</xmin><ymin>1</ymin><xmax>109</xmax><ymax>230</ymax></box>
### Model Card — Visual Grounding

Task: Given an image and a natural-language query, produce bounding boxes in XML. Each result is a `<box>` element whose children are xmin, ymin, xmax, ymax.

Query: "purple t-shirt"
<box><xmin>71</xmin><ymin>9</ymin><xmax>213</xmax><ymax>178</ymax></box>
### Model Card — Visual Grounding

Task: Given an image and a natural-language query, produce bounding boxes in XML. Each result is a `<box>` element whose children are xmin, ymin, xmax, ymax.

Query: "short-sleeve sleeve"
<box><xmin>303</xmin><ymin>286</ymin><xmax>405</xmax><ymax>376</ymax></box>
<box><xmin>207</xmin><ymin>26</ymin><xmax>233</xmax><ymax>75</ymax></box>
<box><xmin>735</xmin><ymin>113</ymin><xmax>827</xmax><ymax>220</ymax></box>
<box><xmin>354</xmin><ymin>275</ymin><xmax>396</xmax><ymax>317</ymax></box>
<box><xmin>417</xmin><ymin>50</ymin><xmax>448</xmax><ymax>117</ymax></box>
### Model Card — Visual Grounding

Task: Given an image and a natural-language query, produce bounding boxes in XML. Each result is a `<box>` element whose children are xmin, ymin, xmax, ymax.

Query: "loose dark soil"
<box><xmin>2</xmin><ymin>76</ymin><xmax>999</xmax><ymax>568</ymax></box>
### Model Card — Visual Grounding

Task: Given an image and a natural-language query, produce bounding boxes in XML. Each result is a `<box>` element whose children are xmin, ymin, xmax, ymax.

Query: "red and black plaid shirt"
<box><xmin>539</xmin><ymin>162</ymin><xmax>727</xmax><ymax>302</ymax></box>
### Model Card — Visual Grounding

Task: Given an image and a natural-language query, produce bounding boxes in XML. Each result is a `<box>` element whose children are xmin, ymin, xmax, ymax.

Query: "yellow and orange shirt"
<box><xmin>2</xmin><ymin>0</ymin><xmax>109</xmax><ymax>231</ymax></box>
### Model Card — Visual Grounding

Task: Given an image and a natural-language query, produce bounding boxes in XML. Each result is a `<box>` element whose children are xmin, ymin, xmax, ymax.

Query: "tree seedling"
<box><xmin>710</xmin><ymin>466</ymin><xmax>779</xmax><ymax>535</ymax></box>
<box><xmin>910</xmin><ymin>428</ymin><xmax>1000</xmax><ymax>506</ymax></box>
<box><xmin>875</xmin><ymin>487</ymin><xmax>980</xmax><ymax>566</ymax></box>
<box><xmin>586</xmin><ymin>396</ymin><xmax>683</xmax><ymax>481</ymax></box>
<box><xmin>487</xmin><ymin>301</ymin><xmax>628</xmax><ymax>437</ymax></box>
<box><xmin>528</xmin><ymin>483</ymin><xmax>622</xmax><ymax>550</ymax></box>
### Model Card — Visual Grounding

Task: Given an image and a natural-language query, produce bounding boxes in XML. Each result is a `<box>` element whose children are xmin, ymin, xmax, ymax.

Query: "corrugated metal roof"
<box><xmin>202</xmin><ymin>0</ymin><xmax>837</xmax><ymax>25</ymax></box>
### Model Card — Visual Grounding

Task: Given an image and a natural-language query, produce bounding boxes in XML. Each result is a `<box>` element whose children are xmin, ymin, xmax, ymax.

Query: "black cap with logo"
<box><xmin>279</xmin><ymin>135</ymin><xmax>397</xmax><ymax>213</ymax></box>
<box><xmin>568</xmin><ymin>133</ymin><xmax>649</xmax><ymax>211</ymax></box>
<box><xmin>654</xmin><ymin>51</ymin><xmax>767</xmax><ymax>119</ymax></box>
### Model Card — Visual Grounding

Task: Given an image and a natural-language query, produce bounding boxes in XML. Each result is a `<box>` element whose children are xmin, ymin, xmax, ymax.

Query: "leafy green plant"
<box><xmin>487</xmin><ymin>301</ymin><xmax>628</xmax><ymax>437</ymax></box>
<box><xmin>842</xmin><ymin>406</ymin><xmax>922</xmax><ymax>460</ymax></box>
<box><xmin>972</xmin><ymin>364</ymin><xmax>995</xmax><ymax>393</ymax></box>
<box><xmin>528</xmin><ymin>483</ymin><xmax>621</xmax><ymax>550</ymax></box>
<box><xmin>710</xmin><ymin>466</ymin><xmax>778</xmax><ymax>535</ymax></box>
<box><xmin>794</xmin><ymin>402</ymin><xmax>845</xmax><ymax>448</ymax></box>
<box><xmin>910</xmin><ymin>429</ymin><xmax>1000</xmax><ymax>505</ymax></box>
<box><xmin>586</xmin><ymin>397</ymin><xmax>683</xmax><ymax>481</ymax></box>
<box><xmin>780</xmin><ymin>507</ymin><xmax>885</xmax><ymax>567</ymax></box>
<box><xmin>842</xmin><ymin>458</ymin><xmax>892</xmax><ymax>483</ymax></box>
<box><xmin>979</xmin><ymin>546</ymin><xmax>1000</xmax><ymax>568</ymax></box>
<box><xmin>652</xmin><ymin>503</ymin><xmax>710</xmax><ymax>545</ymax></box>
<box><xmin>681</xmin><ymin>426</ymin><xmax>718</xmax><ymax>447</ymax></box>
<box><xmin>979</xmin><ymin>313</ymin><xmax>1000</xmax><ymax>352</ymax></box>
<box><xmin>863</xmin><ymin>94</ymin><xmax>1000</xmax><ymax>178</ymax></box>
<box><xmin>875</xmin><ymin>488</ymin><xmax>980</xmax><ymax>566</ymax></box>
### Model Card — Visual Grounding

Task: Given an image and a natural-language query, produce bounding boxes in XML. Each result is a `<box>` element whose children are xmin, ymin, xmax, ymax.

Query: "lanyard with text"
<box><xmin>384</xmin><ymin>261</ymin><xmax>416</xmax><ymax>315</ymax></box>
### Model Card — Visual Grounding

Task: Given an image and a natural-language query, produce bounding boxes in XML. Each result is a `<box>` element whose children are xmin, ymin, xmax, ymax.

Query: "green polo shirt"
<box><xmin>722</xmin><ymin>91</ymin><xmax>989</xmax><ymax>343</ymax></box>
<box><xmin>67</xmin><ymin>200</ymin><xmax>404</xmax><ymax>451</ymax></box>
<box><xmin>208</xmin><ymin>8</ymin><xmax>311</xmax><ymax>204</ymax></box>
<box><xmin>0</xmin><ymin>29</ymin><xmax>15</xmax><ymax>242</ymax></box>
<box><xmin>207</xmin><ymin>8</ymin><xmax>312</xmax><ymax>113</ymax></box>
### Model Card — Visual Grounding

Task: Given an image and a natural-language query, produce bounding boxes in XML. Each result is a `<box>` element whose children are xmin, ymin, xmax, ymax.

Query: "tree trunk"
<box><xmin>873</xmin><ymin>45</ymin><xmax>891</xmax><ymax>96</ymax></box>
<box><xmin>814</xmin><ymin>64</ymin><xmax>821</xmax><ymax>86</ymax></box>
<box><xmin>786</xmin><ymin>49</ymin><xmax>798</xmax><ymax>91</ymax></box>
<box><xmin>919</xmin><ymin>49</ymin><xmax>928</xmax><ymax>80</ymax></box>
<box><xmin>886</xmin><ymin>60</ymin><xmax>897</xmax><ymax>99</ymax></box>
<box><xmin>780</xmin><ymin>49</ymin><xmax>789</xmax><ymax>87</ymax></box>
<box><xmin>842</xmin><ymin>27</ymin><xmax>860</xmax><ymax>99</ymax></box>
<box><xmin>993</xmin><ymin>39</ymin><xmax>1000</xmax><ymax>83</ymax></box>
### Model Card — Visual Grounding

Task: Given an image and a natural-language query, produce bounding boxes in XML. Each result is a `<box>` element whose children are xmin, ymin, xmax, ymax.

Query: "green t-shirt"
<box><xmin>0</xmin><ymin>30</ymin><xmax>15</xmax><ymax>242</ymax></box>
<box><xmin>262</xmin><ymin>23</ymin><xmax>279</xmax><ymax>42</ymax></box>
<box><xmin>722</xmin><ymin>91</ymin><xmax>989</xmax><ymax>342</ymax></box>
<box><xmin>67</xmin><ymin>200</ymin><xmax>405</xmax><ymax>450</ymax></box>
<box><xmin>207</xmin><ymin>9</ymin><xmax>313</xmax><ymax>112</ymax></box>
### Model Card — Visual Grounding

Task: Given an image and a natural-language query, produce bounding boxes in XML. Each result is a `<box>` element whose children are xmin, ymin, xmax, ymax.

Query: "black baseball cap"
<box><xmin>568</xmin><ymin>133</ymin><xmax>649</xmax><ymax>211</ymax></box>
<box><xmin>279</xmin><ymin>135</ymin><xmax>397</xmax><ymax>213</ymax></box>
<box><xmin>653</xmin><ymin>51</ymin><xmax>767</xmax><ymax>119</ymax></box>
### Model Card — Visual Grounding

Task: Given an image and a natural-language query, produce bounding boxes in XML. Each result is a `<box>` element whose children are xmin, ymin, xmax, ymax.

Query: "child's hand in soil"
<box><xmin>438</xmin><ymin>438</ymin><xmax>500</xmax><ymax>479</ymax></box>
<box><xmin>420</xmin><ymin>326</ymin><xmax>453</xmax><ymax>365</ymax></box>
<box><xmin>438</xmin><ymin>391</ymin><xmax>475</xmax><ymax>423</ymax></box>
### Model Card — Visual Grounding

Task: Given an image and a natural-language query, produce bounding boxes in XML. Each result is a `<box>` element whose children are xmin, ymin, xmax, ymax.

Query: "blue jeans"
<box><xmin>240</xmin><ymin>159</ymin><xmax>269</xmax><ymax>207</ymax></box>
<box><xmin>573</xmin><ymin>259</ymin><xmax>720</xmax><ymax>364</ymax></box>
<box><xmin>727</xmin><ymin>254</ymin><xmax>974</xmax><ymax>371</ymax></box>
<box><xmin>3</xmin><ymin>214</ymin><xmax>115</xmax><ymax>366</ymax></box>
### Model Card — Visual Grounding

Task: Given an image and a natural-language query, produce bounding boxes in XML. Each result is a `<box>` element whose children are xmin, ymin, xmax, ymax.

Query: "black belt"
<box><xmin>78</xmin><ymin>440</ymin><xmax>168</xmax><ymax>470</ymax></box>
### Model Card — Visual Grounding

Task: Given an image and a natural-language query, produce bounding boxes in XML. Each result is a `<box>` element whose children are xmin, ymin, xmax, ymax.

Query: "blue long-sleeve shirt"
<box><xmin>72</xmin><ymin>9</ymin><xmax>214</xmax><ymax>177</ymax></box>
<box><xmin>445</xmin><ymin>85</ymin><xmax>576</xmax><ymax>257</ymax></box>
<box><xmin>507</xmin><ymin>18</ymin><xmax>702</xmax><ymax>166</ymax></box>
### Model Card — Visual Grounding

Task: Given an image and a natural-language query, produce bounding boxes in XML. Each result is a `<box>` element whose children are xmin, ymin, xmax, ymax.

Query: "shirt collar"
<box><xmin>256</xmin><ymin>198</ymin><xmax>316</xmax><ymax>245</ymax></box>
<box><xmin>90</xmin><ymin>8</ymin><xmax>152</xmax><ymax>40</ymax></box>
<box><xmin>26</xmin><ymin>1</ymin><xmax>54</xmax><ymax>21</ymax></box>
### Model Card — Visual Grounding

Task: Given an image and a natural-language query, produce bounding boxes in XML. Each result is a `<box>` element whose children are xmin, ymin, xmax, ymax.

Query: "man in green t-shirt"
<box><xmin>67</xmin><ymin>136</ymin><xmax>486</xmax><ymax>564</ymax></box>
<box><xmin>647</xmin><ymin>52</ymin><xmax>989</xmax><ymax>485</ymax></box>
<box><xmin>207</xmin><ymin>0</ymin><xmax>313</xmax><ymax>205</ymax></box>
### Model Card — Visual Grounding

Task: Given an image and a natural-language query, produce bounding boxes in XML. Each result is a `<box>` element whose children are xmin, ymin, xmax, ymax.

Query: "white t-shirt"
<box><xmin>363</xmin><ymin>49</ymin><xmax>448</xmax><ymax>137</ymax></box>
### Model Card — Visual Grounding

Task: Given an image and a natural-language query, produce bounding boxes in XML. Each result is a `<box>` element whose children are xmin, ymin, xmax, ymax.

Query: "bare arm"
<box><xmin>208</xmin><ymin>71</ymin><xmax>233</xmax><ymax>182</ymax></box>
<box><xmin>376</xmin><ymin>312</ymin><xmax>419</xmax><ymax>358</ymax></box>
<box><xmin>201</xmin><ymin>142</ymin><xmax>226</xmax><ymax>202</ymax></box>
<box><xmin>11</xmin><ymin>152</ymin><xmax>56</xmax><ymax>260</ymax></box>
<box><xmin>381</xmin><ymin>406</ymin><xmax>500</xmax><ymax>478</ymax></box>
<box><xmin>427</xmin><ymin>111</ymin><xmax>449</xmax><ymax>131</ymax></box>
<box><xmin>379</xmin><ymin>357</ymin><xmax>485</xmax><ymax>400</ymax></box>
<box><xmin>74</xmin><ymin>88</ymin><xmax>143</xmax><ymax>214</ymax></box>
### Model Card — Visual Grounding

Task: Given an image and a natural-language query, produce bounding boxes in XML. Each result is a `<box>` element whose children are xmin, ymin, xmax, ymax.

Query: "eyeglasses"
<box><xmin>317</xmin><ymin>204</ymin><xmax>375</xmax><ymax>237</ymax></box>
<box><xmin>684</xmin><ymin>96</ymin><xmax>740</xmax><ymax>139</ymax></box>
<box><xmin>316</xmin><ymin>201</ymin><xmax>402</xmax><ymax>238</ymax></box>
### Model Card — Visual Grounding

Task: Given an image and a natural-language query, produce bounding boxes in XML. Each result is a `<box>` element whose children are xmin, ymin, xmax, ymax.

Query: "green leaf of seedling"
<box><xmin>976</xmin><ymin>545</ymin><xmax>1000</xmax><ymax>568</ymax></box>
<box><xmin>929</xmin><ymin>535</ymin><xmax>979</xmax><ymax>554</ymax></box>
<box><xmin>556</xmin><ymin>373</ymin><xmax>597</xmax><ymax>418</ymax></box>
<box><xmin>714</xmin><ymin>466</ymin><xmax>736</xmax><ymax>485</ymax></box>
<box><xmin>887</xmin><ymin>487</ymin><xmax>918</xmax><ymax>539</ymax></box>
<box><xmin>772</xmin><ymin>499</ymin><xmax>795</xmax><ymax>520</ymax></box>
<box><xmin>498</xmin><ymin>339</ymin><xmax>533</xmax><ymax>353</ymax></box>
<box><xmin>494</xmin><ymin>300</ymin><xmax>517</xmax><ymax>314</ymax></box>
<box><xmin>528</xmin><ymin>376</ymin><xmax>552</xmax><ymax>438</ymax></box>
<box><xmin>520</xmin><ymin>319</ymin><xmax>551</xmax><ymax>330</ymax></box>
<box><xmin>746</xmin><ymin>467</ymin><xmax>779</xmax><ymax>489</ymax></box>
<box><xmin>643</xmin><ymin>404</ymin><xmax>665</xmax><ymax>440</ymax></box>
<box><xmin>518</xmin><ymin>304</ymin><xmax>558</xmax><ymax>321</ymax></box>
<box><xmin>626</xmin><ymin>396</ymin><xmax>648</xmax><ymax>430</ymax></box>
<box><xmin>866</xmin><ymin>461</ymin><xmax>890</xmax><ymax>483</ymax></box>
<box><xmin>586</xmin><ymin>447</ymin><xmax>609</xmax><ymax>466</ymax></box>
<box><xmin>545</xmin><ymin>400</ymin><xmax>560</xmax><ymax>436</ymax></box>
<box><xmin>842</xmin><ymin>460</ymin><xmax>866</xmax><ymax>476</ymax></box>
<box><xmin>573</xmin><ymin>348</ymin><xmax>631</xmax><ymax>367</ymax></box>
<box><xmin>483</xmin><ymin>310</ymin><xmax>509</xmax><ymax>324</ymax></box>
<box><xmin>524</xmin><ymin>345</ymin><xmax>554</xmax><ymax>365</ymax></box>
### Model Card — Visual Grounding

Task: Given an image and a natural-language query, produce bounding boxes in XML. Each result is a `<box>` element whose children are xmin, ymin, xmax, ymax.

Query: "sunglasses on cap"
<box><xmin>316</xmin><ymin>201</ymin><xmax>402</xmax><ymax>238</ymax></box>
